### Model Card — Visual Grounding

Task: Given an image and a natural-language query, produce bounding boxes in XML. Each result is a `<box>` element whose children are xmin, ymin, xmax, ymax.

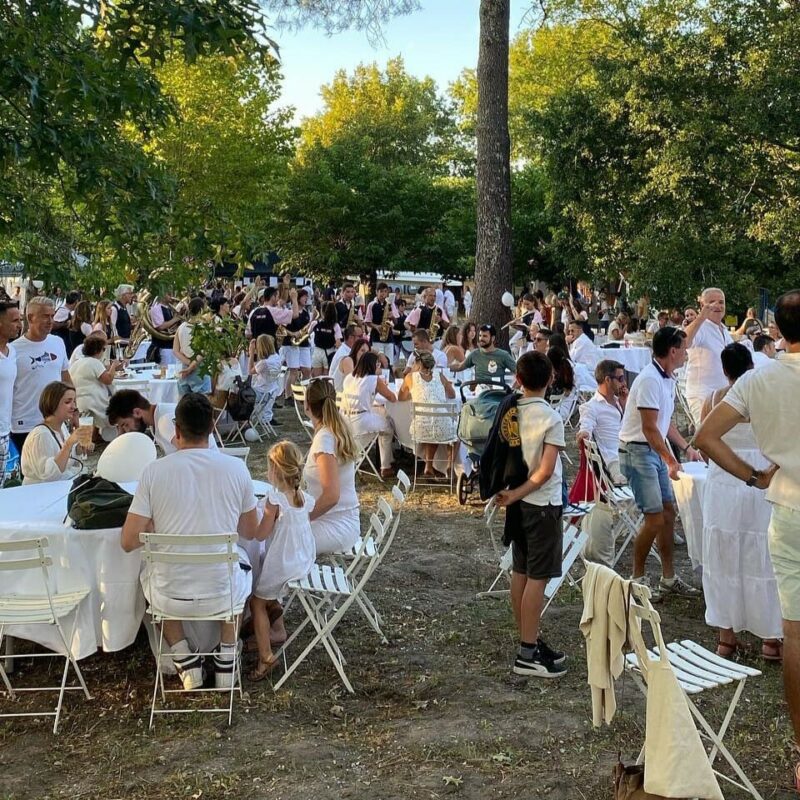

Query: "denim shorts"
<box><xmin>177</xmin><ymin>372</ymin><xmax>212</xmax><ymax>396</ymax></box>
<box><xmin>619</xmin><ymin>443</ymin><xmax>674</xmax><ymax>514</ymax></box>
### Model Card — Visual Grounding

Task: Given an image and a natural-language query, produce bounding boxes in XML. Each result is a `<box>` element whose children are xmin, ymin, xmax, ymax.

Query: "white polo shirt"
<box><xmin>517</xmin><ymin>396</ymin><xmax>565</xmax><ymax>506</ymax></box>
<box><xmin>579</xmin><ymin>391</ymin><xmax>624</xmax><ymax>465</ymax></box>
<box><xmin>685</xmin><ymin>319</ymin><xmax>733</xmax><ymax>403</ymax></box>
<box><xmin>619</xmin><ymin>361</ymin><xmax>675</xmax><ymax>444</ymax></box>
<box><xmin>723</xmin><ymin>353</ymin><xmax>800</xmax><ymax>510</ymax></box>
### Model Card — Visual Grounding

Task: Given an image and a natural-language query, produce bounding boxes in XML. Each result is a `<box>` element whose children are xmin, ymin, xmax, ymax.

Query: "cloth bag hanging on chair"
<box><xmin>613</xmin><ymin>762</ymin><xmax>669</xmax><ymax>800</ymax></box>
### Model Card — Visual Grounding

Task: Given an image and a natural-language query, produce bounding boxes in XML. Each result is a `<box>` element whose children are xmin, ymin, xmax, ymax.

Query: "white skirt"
<box><xmin>701</xmin><ymin>454</ymin><xmax>783</xmax><ymax>639</ymax></box>
<box><xmin>311</xmin><ymin>506</ymin><xmax>361</xmax><ymax>556</ymax></box>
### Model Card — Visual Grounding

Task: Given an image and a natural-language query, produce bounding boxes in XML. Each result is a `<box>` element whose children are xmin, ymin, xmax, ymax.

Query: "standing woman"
<box><xmin>68</xmin><ymin>300</ymin><xmax>93</xmax><ymax>356</ymax></box>
<box><xmin>303</xmin><ymin>379</ymin><xmax>361</xmax><ymax>555</ymax></box>
<box><xmin>340</xmin><ymin>352</ymin><xmax>397</xmax><ymax>479</ymax></box>
<box><xmin>92</xmin><ymin>300</ymin><xmax>113</xmax><ymax>338</ymax></box>
<box><xmin>462</xmin><ymin>284</ymin><xmax>473</xmax><ymax>319</ymax></box>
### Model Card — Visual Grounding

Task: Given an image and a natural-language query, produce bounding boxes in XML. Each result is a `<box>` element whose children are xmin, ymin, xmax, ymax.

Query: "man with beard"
<box><xmin>106</xmin><ymin>389</ymin><xmax>217</xmax><ymax>455</ymax></box>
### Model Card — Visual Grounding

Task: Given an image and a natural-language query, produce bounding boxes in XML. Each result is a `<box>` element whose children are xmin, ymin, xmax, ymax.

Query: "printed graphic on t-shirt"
<box><xmin>488</xmin><ymin>359</ymin><xmax>498</xmax><ymax>374</ymax></box>
<box><xmin>28</xmin><ymin>351</ymin><xmax>59</xmax><ymax>369</ymax></box>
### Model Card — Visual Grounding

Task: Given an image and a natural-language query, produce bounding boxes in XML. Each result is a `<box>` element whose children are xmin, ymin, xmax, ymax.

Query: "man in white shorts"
<box><xmin>121</xmin><ymin>393</ymin><xmax>258</xmax><ymax>689</ymax></box>
<box><xmin>282</xmin><ymin>288</ymin><xmax>313</xmax><ymax>400</ymax></box>
<box><xmin>696</xmin><ymin>289</ymin><xmax>800</xmax><ymax>788</ymax></box>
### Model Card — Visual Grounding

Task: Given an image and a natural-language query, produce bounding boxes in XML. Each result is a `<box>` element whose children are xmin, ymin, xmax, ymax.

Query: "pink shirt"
<box><xmin>406</xmin><ymin>304</ymin><xmax>449</xmax><ymax>327</ymax></box>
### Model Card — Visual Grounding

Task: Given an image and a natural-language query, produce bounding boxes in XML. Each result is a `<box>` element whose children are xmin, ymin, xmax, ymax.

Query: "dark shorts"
<box><xmin>511</xmin><ymin>503</ymin><xmax>563</xmax><ymax>580</ymax></box>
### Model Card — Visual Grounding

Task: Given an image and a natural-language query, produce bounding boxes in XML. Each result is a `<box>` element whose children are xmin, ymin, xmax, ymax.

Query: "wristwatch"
<box><xmin>745</xmin><ymin>468</ymin><xmax>761</xmax><ymax>487</ymax></box>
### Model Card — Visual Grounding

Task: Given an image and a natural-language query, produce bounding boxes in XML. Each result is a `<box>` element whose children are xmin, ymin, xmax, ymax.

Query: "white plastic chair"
<box><xmin>274</xmin><ymin>514</ymin><xmax>388</xmax><ymax>693</ymax></box>
<box><xmin>290</xmin><ymin>383</ymin><xmax>315</xmax><ymax>440</ymax></box>
<box><xmin>0</xmin><ymin>537</ymin><xmax>92</xmax><ymax>733</ymax></box>
<box><xmin>219</xmin><ymin>447</ymin><xmax>250</xmax><ymax>465</ymax></box>
<box><xmin>624</xmin><ymin>581</ymin><xmax>763</xmax><ymax>800</ymax></box>
<box><xmin>409</xmin><ymin>401</ymin><xmax>459</xmax><ymax>492</ymax></box>
<box><xmin>139</xmin><ymin>532</ymin><xmax>245</xmax><ymax>728</ymax></box>
<box><xmin>249</xmin><ymin>394</ymin><xmax>277</xmax><ymax>440</ymax></box>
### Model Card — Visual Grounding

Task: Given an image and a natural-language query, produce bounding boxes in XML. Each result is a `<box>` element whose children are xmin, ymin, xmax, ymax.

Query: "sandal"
<box><xmin>716</xmin><ymin>637</ymin><xmax>739</xmax><ymax>658</ymax></box>
<box><xmin>762</xmin><ymin>639</ymin><xmax>783</xmax><ymax>662</ymax></box>
<box><xmin>248</xmin><ymin>656</ymin><xmax>279</xmax><ymax>682</ymax></box>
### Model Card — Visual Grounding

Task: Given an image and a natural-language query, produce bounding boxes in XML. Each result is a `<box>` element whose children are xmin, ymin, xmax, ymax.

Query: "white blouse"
<box><xmin>304</xmin><ymin>427</ymin><xmax>359</xmax><ymax>512</ymax></box>
<box><xmin>21</xmin><ymin>424</ymin><xmax>82</xmax><ymax>485</ymax></box>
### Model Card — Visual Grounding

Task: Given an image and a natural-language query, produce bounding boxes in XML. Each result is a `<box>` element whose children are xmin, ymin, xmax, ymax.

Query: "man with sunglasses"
<box><xmin>450</xmin><ymin>324</ymin><xmax>516</xmax><ymax>386</ymax></box>
<box><xmin>577</xmin><ymin>360</ymin><xmax>628</xmax><ymax>485</ymax></box>
<box><xmin>530</xmin><ymin>328</ymin><xmax>551</xmax><ymax>354</ymax></box>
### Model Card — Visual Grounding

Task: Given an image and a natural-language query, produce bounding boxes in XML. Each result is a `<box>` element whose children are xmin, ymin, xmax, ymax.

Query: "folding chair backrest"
<box><xmin>0</xmin><ymin>537</ymin><xmax>58</xmax><ymax>620</ymax></box>
<box><xmin>376</xmin><ymin>496</ymin><xmax>393</xmax><ymax>532</ymax></box>
<box><xmin>484</xmin><ymin>497</ymin><xmax>498</xmax><ymax>529</ymax></box>
<box><xmin>395</xmin><ymin>470</ymin><xmax>411</xmax><ymax>494</ymax></box>
<box><xmin>544</xmin><ymin>525</ymin><xmax>588</xmax><ymax>601</ymax></box>
<box><xmin>410</xmin><ymin>402</ymin><xmax>458</xmax><ymax>444</ymax></box>
<box><xmin>220</xmin><ymin>447</ymin><xmax>250</xmax><ymax>463</ymax></box>
<box><xmin>291</xmin><ymin>384</ymin><xmax>307</xmax><ymax>404</ymax></box>
<box><xmin>627</xmin><ymin>580</ymin><xmax>668</xmax><ymax>653</ymax></box>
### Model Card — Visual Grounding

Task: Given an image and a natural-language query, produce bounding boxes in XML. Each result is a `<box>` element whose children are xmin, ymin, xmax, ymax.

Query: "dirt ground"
<box><xmin>0</xmin><ymin>401</ymin><xmax>795</xmax><ymax>800</ymax></box>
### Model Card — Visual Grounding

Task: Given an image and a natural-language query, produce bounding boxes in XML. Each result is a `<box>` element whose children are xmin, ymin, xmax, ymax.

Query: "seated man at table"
<box><xmin>121</xmin><ymin>393</ymin><xmax>259</xmax><ymax>689</ymax></box>
<box><xmin>577</xmin><ymin>359</ymin><xmax>627</xmax><ymax>485</ymax></box>
<box><xmin>107</xmin><ymin>389</ymin><xmax>217</xmax><ymax>455</ymax></box>
<box><xmin>567</xmin><ymin>321</ymin><xmax>601</xmax><ymax>371</ymax></box>
<box><xmin>752</xmin><ymin>334</ymin><xmax>776</xmax><ymax>369</ymax></box>
<box><xmin>403</xmin><ymin>329</ymin><xmax>449</xmax><ymax>375</ymax></box>
<box><xmin>449</xmin><ymin>324</ymin><xmax>516</xmax><ymax>386</ymax></box>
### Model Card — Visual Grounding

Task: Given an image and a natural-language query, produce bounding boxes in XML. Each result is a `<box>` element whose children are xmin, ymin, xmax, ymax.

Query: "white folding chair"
<box><xmin>291</xmin><ymin>383</ymin><xmax>315</xmax><ymax>440</ymax></box>
<box><xmin>409</xmin><ymin>401</ymin><xmax>459</xmax><ymax>492</ymax></box>
<box><xmin>140</xmin><ymin>532</ymin><xmax>245</xmax><ymax>728</ymax></box>
<box><xmin>0</xmin><ymin>537</ymin><xmax>92</xmax><ymax>733</ymax></box>
<box><xmin>624</xmin><ymin>581</ymin><xmax>763</xmax><ymax>800</ymax></box>
<box><xmin>219</xmin><ymin>447</ymin><xmax>250</xmax><ymax>465</ymax></box>
<box><xmin>249</xmin><ymin>394</ymin><xmax>276</xmax><ymax>440</ymax></box>
<box><xmin>274</xmin><ymin>514</ymin><xmax>389</xmax><ymax>694</ymax></box>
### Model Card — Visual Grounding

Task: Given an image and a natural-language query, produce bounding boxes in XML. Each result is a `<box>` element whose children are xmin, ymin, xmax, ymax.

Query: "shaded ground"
<box><xmin>0</xmin><ymin>400</ymin><xmax>795</xmax><ymax>799</ymax></box>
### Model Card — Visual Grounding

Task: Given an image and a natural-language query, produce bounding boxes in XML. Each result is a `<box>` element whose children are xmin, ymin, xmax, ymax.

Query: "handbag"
<box><xmin>226</xmin><ymin>375</ymin><xmax>256</xmax><ymax>421</ymax></box>
<box><xmin>613</xmin><ymin>763</ymin><xmax>669</xmax><ymax>800</ymax></box>
<box><xmin>67</xmin><ymin>474</ymin><xmax>134</xmax><ymax>529</ymax></box>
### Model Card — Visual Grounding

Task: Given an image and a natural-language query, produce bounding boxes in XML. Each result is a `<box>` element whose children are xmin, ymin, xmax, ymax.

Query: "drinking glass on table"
<box><xmin>77</xmin><ymin>415</ymin><xmax>94</xmax><ymax>462</ymax></box>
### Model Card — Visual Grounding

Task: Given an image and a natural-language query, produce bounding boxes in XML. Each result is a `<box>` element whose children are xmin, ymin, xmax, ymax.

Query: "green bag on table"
<box><xmin>67</xmin><ymin>474</ymin><xmax>133</xmax><ymax>530</ymax></box>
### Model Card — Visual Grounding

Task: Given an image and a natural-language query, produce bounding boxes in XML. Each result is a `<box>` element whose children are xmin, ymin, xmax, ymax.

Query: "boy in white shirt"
<box><xmin>495</xmin><ymin>352</ymin><xmax>567</xmax><ymax>678</ymax></box>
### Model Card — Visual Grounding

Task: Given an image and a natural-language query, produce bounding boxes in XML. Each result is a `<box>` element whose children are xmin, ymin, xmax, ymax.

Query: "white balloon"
<box><xmin>501</xmin><ymin>291</ymin><xmax>515</xmax><ymax>308</ymax></box>
<box><xmin>96</xmin><ymin>432</ymin><xmax>157</xmax><ymax>483</ymax></box>
<box><xmin>244</xmin><ymin>427</ymin><xmax>260</xmax><ymax>442</ymax></box>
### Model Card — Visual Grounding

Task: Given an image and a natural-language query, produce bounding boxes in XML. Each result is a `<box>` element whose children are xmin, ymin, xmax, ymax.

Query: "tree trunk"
<box><xmin>472</xmin><ymin>0</ymin><xmax>513</xmax><ymax>344</ymax></box>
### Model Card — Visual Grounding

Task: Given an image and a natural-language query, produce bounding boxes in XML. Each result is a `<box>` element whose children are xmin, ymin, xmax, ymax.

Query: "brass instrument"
<box><xmin>379</xmin><ymin>301</ymin><xmax>393</xmax><ymax>342</ymax></box>
<box><xmin>285</xmin><ymin>308</ymin><xmax>318</xmax><ymax>346</ymax></box>
<box><xmin>427</xmin><ymin>305</ymin><xmax>441</xmax><ymax>341</ymax></box>
<box><xmin>346</xmin><ymin>301</ymin><xmax>356</xmax><ymax>328</ymax></box>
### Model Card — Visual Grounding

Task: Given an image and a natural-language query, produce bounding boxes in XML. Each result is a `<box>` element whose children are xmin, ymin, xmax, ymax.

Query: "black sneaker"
<box><xmin>269</xmin><ymin>418</ymin><xmax>282</xmax><ymax>426</ymax></box>
<box><xmin>536</xmin><ymin>637</ymin><xmax>566</xmax><ymax>666</ymax></box>
<box><xmin>513</xmin><ymin>647</ymin><xmax>567</xmax><ymax>678</ymax></box>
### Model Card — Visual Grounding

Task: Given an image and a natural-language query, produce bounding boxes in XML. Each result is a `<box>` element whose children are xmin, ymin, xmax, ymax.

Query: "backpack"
<box><xmin>226</xmin><ymin>375</ymin><xmax>257</xmax><ymax>421</ymax></box>
<box><xmin>67</xmin><ymin>474</ymin><xmax>134</xmax><ymax>529</ymax></box>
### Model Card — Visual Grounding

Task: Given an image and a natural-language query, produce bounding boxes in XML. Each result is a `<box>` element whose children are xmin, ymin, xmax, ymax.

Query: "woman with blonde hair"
<box><xmin>249</xmin><ymin>440</ymin><xmax>316</xmax><ymax>679</ymax></box>
<box><xmin>92</xmin><ymin>300</ymin><xmax>113</xmax><ymax>338</ymax></box>
<box><xmin>248</xmin><ymin>334</ymin><xmax>282</xmax><ymax>426</ymax></box>
<box><xmin>303</xmin><ymin>378</ymin><xmax>361</xmax><ymax>555</ymax></box>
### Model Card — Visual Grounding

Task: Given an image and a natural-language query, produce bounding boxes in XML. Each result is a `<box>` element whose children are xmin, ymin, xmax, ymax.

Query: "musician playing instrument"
<box><xmin>365</xmin><ymin>282</ymin><xmax>397</xmax><ymax>365</ymax></box>
<box><xmin>247</xmin><ymin>286</ymin><xmax>299</xmax><ymax>340</ymax></box>
<box><xmin>392</xmin><ymin>298</ymin><xmax>411</xmax><ymax>363</ymax></box>
<box><xmin>282</xmin><ymin>288</ymin><xmax>314</xmax><ymax>397</ymax></box>
<box><xmin>110</xmin><ymin>284</ymin><xmax>135</xmax><ymax>347</ymax></box>
<box><xmin>335</xmin><ymin>283</ymin><xmax>362</xmax><ymax>329</ymax></box>
<box><xmin>404</xmin><ymin>287</ymin><xmax>449</xmax><ymax>340</ymax></box>
<box><xmin>149</xmin><ymin>294</ymin><xmax>182</xmax><ymax>365</ymax></box>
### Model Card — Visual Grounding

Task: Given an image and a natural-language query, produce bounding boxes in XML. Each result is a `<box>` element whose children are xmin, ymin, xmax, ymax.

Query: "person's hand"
<box><xmin>686</xmin><ymin>447</ymin><xmax>705</xmax><ymax>462</ymax></box>
<box><xmin>666</xmin><ymin>454</ymin><xmax>681</xmax><ymax>481</ymax></box>
<box><xmin>494</xmin><ymin>489</ymin><xmax>517</xmax><ymax>507</ymax></box>
<box><xmin>248</xmin><ymin>339</ymin><xmax>256</xmax><ymax>355</ymax></box>
<box><xmin>755</xmin><ymin>464</ymin><xmax>779</xmax><ymax>490</ymax></box>
<box><xmin>289</xmin><ymin>288</ymin><xmax>297</xmax><ymax>300</ymax></box>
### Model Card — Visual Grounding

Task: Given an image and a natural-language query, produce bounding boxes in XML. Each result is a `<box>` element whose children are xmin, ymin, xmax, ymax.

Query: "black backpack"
<box><xmin>67</xmin><ymin>474</ymin><xmax>134</xmax><ymax>530</ymax></box>
<box><xmin>226</xmin><ymin>375</ymin><xmax>257</xmax><ymax>421</ymax></box>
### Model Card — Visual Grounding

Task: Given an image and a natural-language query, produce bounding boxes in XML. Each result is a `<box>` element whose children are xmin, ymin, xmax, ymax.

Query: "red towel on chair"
<box><xmin>569</xmin><ymin>440</ymin><xmax>596</xmax><ymax>504</ymax></box>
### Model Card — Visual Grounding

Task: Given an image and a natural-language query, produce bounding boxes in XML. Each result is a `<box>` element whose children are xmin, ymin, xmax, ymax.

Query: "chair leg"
<box><xmin>150</xmin><ymin>623</ymin><xmax>165</xmax><ymax>729</ymax></box>
<box><xmin>0</xmin><ymin>627</ymin><xmax>15</xmax><ymax>699</ymax></box>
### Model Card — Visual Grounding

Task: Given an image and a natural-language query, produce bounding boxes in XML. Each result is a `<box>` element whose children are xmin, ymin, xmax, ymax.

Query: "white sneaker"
<box><xmin>213</xmin><ymin>643</ymin><xmax>240</xmax><ymax>689</ymax></box>
<box><xmin>673</xmin><ymin>531</ymin><xmax>685</xmax><ymax>545</ymax></box>
<box><xmin>659</xmin><ymin>573</ymin><xmax>701</xmax><ymax>598</ymax></box>
<box><xmin>171</xmin><ymin>640</ymin><xmax>205</xmax><ymax>690</ymax></box>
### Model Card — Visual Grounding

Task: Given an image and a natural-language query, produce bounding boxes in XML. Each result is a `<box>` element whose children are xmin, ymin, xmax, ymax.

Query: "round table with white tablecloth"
<box><xmin>112</xmin><ymin>371</ymin><xmax>180</xmax><ymax>404</ymax></box>
<box><xmin>671</xmin><ymin>461</ymin><xmax>708</xmax><ymax>570</ymax></box>
<box><xmin>600</xmin><ymin>345</ymin><xmax>652</xmax><ymax>375</ymax></box>
<box><xmin>0</xmin><ymin>478</ymin><xmax>271</xmax><ymax>661</ymax></box>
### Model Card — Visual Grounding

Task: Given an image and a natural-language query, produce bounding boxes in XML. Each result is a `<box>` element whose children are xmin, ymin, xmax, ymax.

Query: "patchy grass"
<box><xmin>0</xmin><ymin>400</ymin><xmax>795</xmax><ymax>799</ymax></box>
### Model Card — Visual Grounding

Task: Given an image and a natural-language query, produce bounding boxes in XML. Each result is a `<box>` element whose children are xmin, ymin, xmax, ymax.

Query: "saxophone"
<box><xmin>379</xmin><ymin>301</ymin><xmax>393</xmax><ymax>342</ymax></box>
<box><xmin>427</xmin><ymin>305</ymin><xmax>441</xmax><ymax>341</ymax></box>
<box><xmin>286</xmin><ymin>308</ymin><xmax>318</xmax><ymax>346</ymax></box>
<box><xmin>346</xmin><ymin>301</ymin><xmax>356</xmax><ymax>328</ymax></box>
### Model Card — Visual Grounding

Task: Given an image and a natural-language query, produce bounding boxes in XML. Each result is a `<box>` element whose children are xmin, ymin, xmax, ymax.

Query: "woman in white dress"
<box><xmin>463</xmin><ymin>285</ymin><xmax>472</xmax><ymax>318</ymax></box>
<box><xmin>341</xmin><ymin>352</ymin><xmax>397</xmax><ymax>478</ymax></box>
<box><xmin>700</xmin><ymin>343</ymin><xmax>783</xmax><ymax>660</ymax></box>
<box><xmin>21</xmin><ymin>381</ymin><xmax>89</xmax><ymax>484</ymax></box>
<box><xmin>304</xmin><ymin>378</ymin><xmax>361</xmax><ymax>555</ymax></box>
<box><xmin>249</xmin><ymin>441</ymin><xmax>316</xmax><ymax>679</ymax></box>
<box><xmin>398</xmin><ymin>350</ymin><xmax>456</xmax><ymax>478</ymax></box>
<box><xmin>333</xmin><ymin>338</ymin><xmax>369</xmax><ymax>393</ymax></box>
<box><xmin>70</xmin><ymin>335</ymin><xmax>121</xmax><ymax>441</ymax></box>
<box><xmin>248</xmin><ymin>334</ymin><xmax>282</xmax><ymax>425</ymax></box>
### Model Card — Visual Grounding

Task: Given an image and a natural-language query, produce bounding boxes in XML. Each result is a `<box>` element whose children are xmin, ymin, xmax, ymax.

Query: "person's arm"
<box><xmin>440</xmin><ymin>372</ymin><xmax>455</xmax><ymax>398</ymax></box>
<box><xmin>121</xmin><ymin>512</ymin><xmax>153</xmax><ymax>552</ymax></box>
<box><xmin>495</xmin><ymin>443</ymin><xmax>561</xmax><ymax>506</ymax></box>
<box><xmin>694</xmin><ymin>402</ymin><xmax>777</xmax><ymax>489</ymax></box>
<box><xmin>576</xmin><ymin>400</ymin><xmax>596</xmax><ymax>442</ymax></box>
<box><xmin>60</xmin><ymin>369</ymin><xmax>72</xmax><ymax>386</ymax></box>
<box><xmin>639</xmin><ymin>407</ymin><xmax>680</xmax><ymax>479</ymax></box>
<box><xmin>376</xmin><ymin>377</ymin><xmax>396</xmax><ymax>402</ymax></box>
<box><xmin>405</xmin><ymin>308</ymin><xmax>419</xmax><ymax>331</ymax></box>
<box><xmin>682</xmin><ymin>303</ymin><xmax>712</xmax><ymax>347</ymax></box>
<box><xmin>98</xmin><ymin>359</ymin><xmax>121</xmax><ymax>385</ymax></box>
<box><xmin>254</xmin><ymin>503</ymin><xmax>278</xmax><ymax>541</ymax></box>
<box><xmin>309</xmin><ymin>453</ymin><xmax>340</xmax><ymax>521</ymax></box>
<box><xmin>247</xmin><ymin>339</ymin><xmax>257</xmax><ymax>375</ymax></box>
<box><xmin>173</xmin><ymin>327</ymin><xmax>191</xmax><ymax>367</ymax></box>
<box><xmin>397</xmin><ymin>374</ymin><xmax>413</xmax><ymax>401</ymax></box>
<box><xmin>666</xmin><ymin>420</ymin><xmax>703</xmax><ymax>462</ymax></box>
<box><xmin>290</xmin><ymin>289</ymin><xmax>300</xmax><ymax>320</ymax></box>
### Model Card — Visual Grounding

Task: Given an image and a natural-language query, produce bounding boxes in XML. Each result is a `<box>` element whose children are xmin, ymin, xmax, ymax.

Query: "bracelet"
<box><xmin>745</xmin><ymin>468</ymin><xmax>761</xmax><ymax>487</ymax></box>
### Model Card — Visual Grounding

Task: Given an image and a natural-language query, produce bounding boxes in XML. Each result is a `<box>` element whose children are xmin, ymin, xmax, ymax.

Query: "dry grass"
<box><xmin>0</xmin><ymin>401</ymin><xmax>795</xmax><ymax>799</ymax></box>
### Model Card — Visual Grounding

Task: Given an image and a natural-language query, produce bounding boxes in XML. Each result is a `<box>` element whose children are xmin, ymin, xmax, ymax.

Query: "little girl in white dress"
<box><xmin>249</xmin><ymin>441</ymin><xmax>316</xmax><ymax>680</ymax></box>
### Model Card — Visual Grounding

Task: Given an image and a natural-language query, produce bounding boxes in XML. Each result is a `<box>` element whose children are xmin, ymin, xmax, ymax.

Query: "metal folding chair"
<box><xmin>409</xmin><ymin>401</ymin><xmax>459</xmax><ymax>492</ymax></box>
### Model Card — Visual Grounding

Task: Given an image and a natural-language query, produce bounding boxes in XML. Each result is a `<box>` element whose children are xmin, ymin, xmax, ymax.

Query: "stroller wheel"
<box><xmin>457</xmin><ymin>471</ymin><xmax>469</xmax><ymax>505</ymax></box>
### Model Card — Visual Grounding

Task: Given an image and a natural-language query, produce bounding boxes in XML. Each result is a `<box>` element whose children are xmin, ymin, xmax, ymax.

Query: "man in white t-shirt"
<box><xmin>619</xmin><ymin>326</ymin><xmax>703</xmax><ymax>600</ymax></box>
<box><xmin>568</xmin><ymin>321</ymin><xmax>601</xmax><ymax>371</ymax></box>
<box><xmin>106</xmin><ymin>389</ymin><xmax>216</xmax><ymax>454</ymax></box>
<box><xmin>442</xmin><ymin>284</ymin><xmax>457</xmax><ymax>321</ymax></box>
<box><xmin>403</xmin><ymin>329</ymin><xmax>448</xmax><ymax>375</ymax></box>
<box><xmin>0</xmin><ymin>301</ymin><xmax>22</xmax><ymax>485</ymax></box>
<box><xmin>695</xmin><ymin>290</ymin><xmax>800</xmax><ymax>777</ymax></box>
<box><xmin>494</xmin><ymin>352</ymin><xmax>567</xmax><ymax>678</ymax></box>
<box><xmin>683</xmin><ymin>287</ymin><xmax>733</xmax><ymax>424</ymax></box>
<box><xmin>121</xmin><ymin>393</ymin><xmax>258</xmax><ymax>690</ymax></box>
<box><xmin>10</xmin><ymin>296</ymin><xmax>71</xmax><ymax>456</ymax></box>
<box><xmin>328</xmin><ymin>323</ymin><xmax>365</xmax><ymax>380</ymax></box>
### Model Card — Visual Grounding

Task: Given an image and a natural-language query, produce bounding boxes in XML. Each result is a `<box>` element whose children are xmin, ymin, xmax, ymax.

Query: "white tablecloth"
<box><xmin>112</xmin><ymin>372</ymin><xmax>180</xmax><ymax>404</ymax></box>
<box><xmin>600</xmin><ymin>346</ymin><xmax>652</xmax><ymax>374</ymax></box>
<box><xmin>0</xmin><ymin>478</ymin><xmax>272</xmax><ymax>660</ymax></box>
<box><xmin>672</xmin><ymin>462</ymin><xmax>708</xmax><ymax>569</ymax></box>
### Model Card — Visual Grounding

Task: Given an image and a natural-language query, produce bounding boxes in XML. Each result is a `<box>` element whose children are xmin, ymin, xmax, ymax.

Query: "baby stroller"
<box><xmin>456</xmin><ymin>379</ymin><xmax>513</xmax><ymax>505</ymax></box>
